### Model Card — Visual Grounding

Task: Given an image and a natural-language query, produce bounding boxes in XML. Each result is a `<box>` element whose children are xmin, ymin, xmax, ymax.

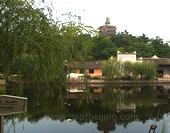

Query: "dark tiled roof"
<box><xmin>73</xmin><ymin>61</ymin><xmax>102</xmax><ymax>69</ymax></box>
<box><xmin>143</xmin><ymin>58</ymin><xmax>170</xmax><ymax>65</ymax></box>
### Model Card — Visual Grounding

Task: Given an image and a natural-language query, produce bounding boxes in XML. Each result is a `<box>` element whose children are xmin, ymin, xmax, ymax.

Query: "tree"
<box><xmin>118</xmin><ymin>47</ymin><xmax>125</xmax><ymax>53</ymax></box>
<box><xmin>0</xmin><ymin>0</ymin><xmax>96</xmax><ymax>84</ymax></box>
<box><xmin>151</xmin><ymin>36</ymin><xmax>170</xmax><ymax>58</ymax></box>
<box><xmin>142</xmin><ymin>61</ymin><xmax>157</xmax><ymax>80</ymax></box>
<box><xmin>110</xmin><ymin>30</ymin><xmax>136</xmax><ymax>50</ymax></box>
<box><xmin>92</xmin><ymin>35</ymin><xmax>117</xmax><ymax>60</ymax></box>
<box><xmin>128</xmin><ymin>42</ymin><xmax>155</xmax><ymax>57</ymax></box>
<box><xmin>132</xmin><ymin>62</ymin><xmax>157</xmax><ymax>80</ymax></box>
<box><xmin>137</xmin><ymin>34</ymin><xmax>150</xmax><ymax>44</ymax></box>
<box><xmin>123</xmin><ymin>61</ymin><xmax>133</xmax><ymax>79</ymax></box>
<box><xmin>102</xmin><ymin>58</ymin><xmax>122</xmax><ymax>79</ymax></box>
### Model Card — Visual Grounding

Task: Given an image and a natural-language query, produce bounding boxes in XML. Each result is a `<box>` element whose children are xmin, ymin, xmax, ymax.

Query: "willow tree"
<box><xmin>123</xmin><ymin>61</ymin><xmax>133</xmax><ymax>79</ymax></box>
<box><xmin>102</xmin><ymin>58</ymin><xmax>122</xmax><ymax>79</ymax></box>
<box><xmin>59</xmin><ymin>13</ymin><xmax>96</xmax><ymax>62</ymax></box>
<box><xmin>0</xmin><ymin>0</ymin><xmax>96</xmax><ymax>84</ymax></box>
<box><xmin>142</xmin><ymin>61</ymin><xmax>157</xmax><ymax>80</ymax></box>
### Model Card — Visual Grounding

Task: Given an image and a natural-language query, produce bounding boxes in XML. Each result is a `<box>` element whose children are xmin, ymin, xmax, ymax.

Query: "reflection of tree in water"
<box><xmin>79</xmin><ymin>87</ymin><xmax>94</xmax><ymax>106</ymax></box>
<box><xmin>101</xmin><ymin>86</ymin><xmax>158</xmax><ymax>111</ymax></box>
<box><xmin>2</xmin><ymin>84</ymin><xmax>170</xmax><ymax>131</ymax></box>
<box><xmin>4</xmin><ymin>84</ymin><xmax>67</xmax><ymax>123</ymax></box>
<box><xmin>101</xmin><ymin>87</ymin><xmax>117</xmax><ymax>111</ymax></box>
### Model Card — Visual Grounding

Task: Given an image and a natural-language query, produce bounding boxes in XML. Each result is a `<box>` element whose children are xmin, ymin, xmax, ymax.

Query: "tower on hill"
<box><xmin>99</xmin><ymin>17</ymin><xmax>116</xmax><ymax>37</ymax></box>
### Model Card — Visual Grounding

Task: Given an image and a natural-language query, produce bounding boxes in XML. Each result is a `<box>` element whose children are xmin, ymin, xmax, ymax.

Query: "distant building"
<box><xmin>143</xmin><ymin>55</ymin><xmax>170</xmax><ymax>78</ymax></box>
<box><xmin>99</xmin><ymin>17</ymin><xmax>116</xmax><ymax>37</ymax></box>
<box><xmin>117</xmin><ymin>51</ymin><xmax>142</xmax><ymax>62</ymax></box>
<box><xmin>65</xmin><ymin>61</ymin><xmax>103</xmax><ymax>78</ymax></box>
<box><xmin>116</xmin><ymin>51</ymin><xmax>170</xmax><ymax>78</ymax></box>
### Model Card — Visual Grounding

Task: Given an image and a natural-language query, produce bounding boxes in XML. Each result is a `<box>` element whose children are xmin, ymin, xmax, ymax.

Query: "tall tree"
<box><xmin>151</xmin><ymin>36</ymin><xmax>167</xmax><ymax>57</ymax></box>
<box><xmin>92</xmin><ymin>35</ymin><xmax>117</xmax><ymax>60</ymax></box>
<box><xmin>0</xmin><ymin>0</ymin><xmax>96</xmax><ymax>84</ymax></box>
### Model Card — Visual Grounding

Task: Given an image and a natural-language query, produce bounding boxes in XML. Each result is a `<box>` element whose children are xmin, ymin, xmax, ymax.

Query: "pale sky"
<box><xmin>45</xmin><ymin>0</ymin><xmax>170</xmax><ymax>42</ymax></box>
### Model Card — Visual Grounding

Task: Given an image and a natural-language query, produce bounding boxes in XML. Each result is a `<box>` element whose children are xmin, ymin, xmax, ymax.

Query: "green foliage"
<box><xmin>91</xmin><ymin>76</ymin><xmax>100</xmax><ymax>79</ymax></box>
<box><xmin>118</xmin><ymin>47</ymin><xmax>125</xmax><ymax>53</ymax></box>
<box><xmin>86</xmin><ymin>56</ymin><xmax>94</xmax><ymax>61</ymax></box>
<box><xmin>110</xmin><ymin>31</ymin><xmax>170</xmax><ymax>59</ymax></box>
<box><xmin>128</xmin><ymin>42</ymin><xmax>155</xmax><ymax>57</ymax></box>
<box><xmin>103</xmin><ymin>58</ymin><xmax>157</xmax><ymax>80</ymax></box>
<box><xmin>102</xmin><ymin>58</ymin><xmax>122</xmax><ymax>79</ymax></box>
<box><xmin>123</xmin><ymin>61</ymin><xmax>133</xmax><ymax>79</ymax></box>
<box><xmin>0</xmin><ymin>0</ymin><xmax>64</xmax><ymax>83</ymax></box>
<box><xmin>131</xmin><ymin>61</ymin><xmax>157</xmax><ymax>80</ymax></box>
<box><xmin>142</xmin><ymin>61</ymin><xmax>157</xmax><ymax>80</ymax></box>
<box><xmin>0</xmin><ymin>0</ymin><xmax>168</xmax><ymax>85</ymax></box>
<box><xmin>0</xmin><ymin>0</ymin><xmax>96</xmax><ymax>84</ymax></box>
<box><xmin>92</xmin><ymin>35</ymin><xmax>117</xmax><ymax>60</ymax></box>
<box><xmin>92</xmin><ymin>30</ymin><xmax>170</xmax><ymax>61</ymax></box>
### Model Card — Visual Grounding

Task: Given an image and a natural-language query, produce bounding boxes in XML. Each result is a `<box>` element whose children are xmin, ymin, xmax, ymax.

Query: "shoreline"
<box><xmin>1</xmin><ymin>78</ymin><xmax>170</xmax><ymax>85</ymax></box>
<box><xmin>67</xmin><ymin>78</ymin><xmax>170</xmax><ymax>85</ymax></box>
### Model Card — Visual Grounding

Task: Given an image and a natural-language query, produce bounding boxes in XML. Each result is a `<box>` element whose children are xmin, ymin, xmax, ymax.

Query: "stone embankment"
<box><xmin>1</xmin><ymin>78</ymin><xmax>170</xmax><ymax>85</ymax></box>
<box><xmin>67</xmin><ymin>78</ymin><xmax>170</xmax><ymax>85</ymax></box>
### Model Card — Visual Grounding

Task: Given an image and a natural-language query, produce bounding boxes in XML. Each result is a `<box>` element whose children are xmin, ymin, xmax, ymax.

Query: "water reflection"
<box><xmin>2</xmin><ymin>84</ymin><xmax>170</xmax><ymax>133</ymax></box>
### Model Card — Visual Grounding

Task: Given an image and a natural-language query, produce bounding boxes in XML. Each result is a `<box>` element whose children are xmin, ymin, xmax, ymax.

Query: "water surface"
<box><xmin>2</xmin><ymin>84</ymin><xmax>170</xmax><ymax>133</ymax></box>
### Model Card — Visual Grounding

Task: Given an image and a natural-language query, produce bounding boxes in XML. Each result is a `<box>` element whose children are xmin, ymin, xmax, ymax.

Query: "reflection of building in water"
<box><xmin>160</xmin><ymin>85</ymin><xmax>170</xmax><ymax>99</ymax></box>
<box><xmin>154</xmin><ymin>86</ymin><xmax>169</xmax><ymax>106</ymax></box>
<box><xmin>117</xmin><ymin>103</ymin><xmax>136</xmax><ymax>113</ymax></box>
<box><xmin>0</xmin><ymin>80</ymin><xmax>5</xmax><ymax>89</ymax></box>
<box><xmin>0</xmin><ymin>85</ymin><xmax>5</xmax><ymax>90</ymax></box>
<box><xmin>67</xmin><ymin>85</ymin><xmax>103</xmax><ymax>93</ymax></box>
<box><xmin>67</xmin><ymin>85</ymin><xmax>85</xmax><ymax>93</ymax></box>
<box><xmin>93</xmin><ymin>88</ymin><xmax>103</xmax><ymax>93</ymax></box>
<box><xmin>65</xmin><ymin>85</ymin><xmax>102</xmax><ymax>100</ymax></box>
<box><xmin>65</xmin><ymin>85</ymin><xmax>170</xmax><ymax>110</ymax></box>
<box><xmin>113</xmin><ymin>88</ymin><xmax>139</xmax><ymax>112</ymax></box>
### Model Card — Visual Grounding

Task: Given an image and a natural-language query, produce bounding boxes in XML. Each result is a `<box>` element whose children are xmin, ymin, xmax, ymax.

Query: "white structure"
<box><xmin>67</xmin><ymin>73</ymin><xmax>84</xmax><ymax>81</ymax></box>
<box><xmin>117</xmin><ymin>51</ymin><xmax>137</xmax><ymax>62</ymax></box>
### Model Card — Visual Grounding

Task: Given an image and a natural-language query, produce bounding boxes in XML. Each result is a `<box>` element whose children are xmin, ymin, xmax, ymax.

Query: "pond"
<box><xmin>1</xmin><ymin>83</ymin><xmax>170</xmax><ymax>133</ymax></box>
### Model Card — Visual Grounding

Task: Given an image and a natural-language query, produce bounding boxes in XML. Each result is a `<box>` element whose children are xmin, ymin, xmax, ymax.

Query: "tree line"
<box><xmin>0</xmin><ymin>0</ymin><xmax>169</xmax><ymax>83</ymax></box>
<box><xmin>90</xmin><ymin>31</ymin><xmax>170</xmax><ymax>60</ymax></box>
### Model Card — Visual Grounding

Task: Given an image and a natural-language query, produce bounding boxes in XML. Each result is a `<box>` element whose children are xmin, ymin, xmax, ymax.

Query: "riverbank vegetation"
<box><xmin>102</xmin><ymin>58</ymin><xmax>157</xmax><ymax>80</ymax></box>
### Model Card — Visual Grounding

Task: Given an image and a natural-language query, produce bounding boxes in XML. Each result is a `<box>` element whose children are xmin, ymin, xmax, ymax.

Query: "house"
<box><xmin>65</xmin><ymin>61</ymin><xmax>103</xmax><ymax>78</ymax></box>
<box><xmin>117</xmin><ymin>51</ymin><xmax>170</xmax><ymax>78</ymax></box>
<box><xmin>117</xmin><ymin>51</ymin><xmax>142</xmax><ymax>62</ymax></box>
<box><xmin>143</xmin><ymin>55</ymin><xmax>170</xmax><ymax>78</ymax></box>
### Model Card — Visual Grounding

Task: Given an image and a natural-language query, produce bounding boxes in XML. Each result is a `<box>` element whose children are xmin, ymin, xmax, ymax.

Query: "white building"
<box><xmin>117</xmin><ymin>51</ymin><xmax>143</xmax><ymax>62</ymax></box>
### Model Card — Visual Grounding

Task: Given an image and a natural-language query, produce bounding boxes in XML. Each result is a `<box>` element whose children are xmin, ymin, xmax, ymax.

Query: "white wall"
<box><xmin>117</xmin><ymin>51</ymin><xmax>136</xmax><ymax>62</ymax></box>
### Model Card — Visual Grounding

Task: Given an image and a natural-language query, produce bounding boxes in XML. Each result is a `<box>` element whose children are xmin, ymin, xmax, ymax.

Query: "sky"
<box><xmin>43</xmin><ymin>0</ymin><xmax>170</xmax><ymax>42</ymax></box>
